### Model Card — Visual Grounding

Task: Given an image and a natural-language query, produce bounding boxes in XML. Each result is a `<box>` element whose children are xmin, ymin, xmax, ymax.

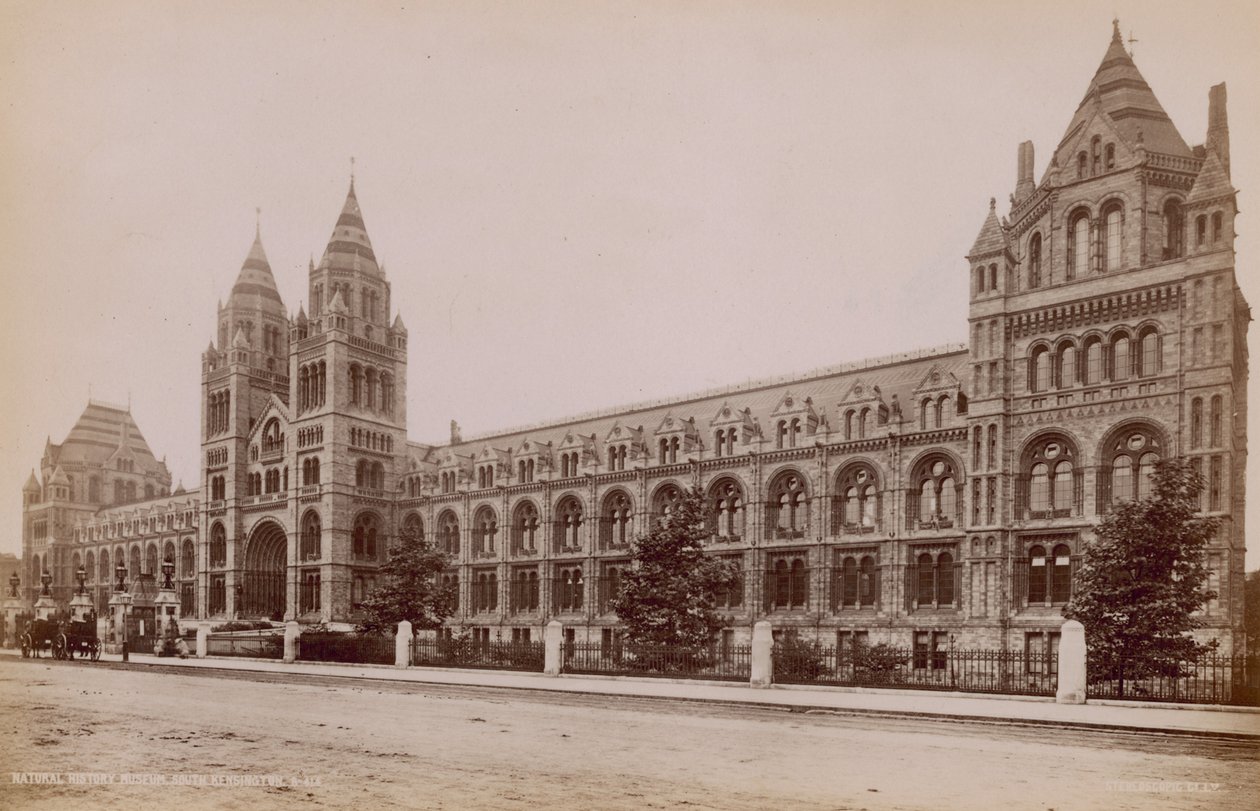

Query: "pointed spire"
<box><xmin>968</xmin><ymin>198</ymin><xmax>1008</xmax><ymax>258</ymax></box>
<box><xmin>226</xmin><ymin>215</ymin><xmax>285</xmax><ymax>310</ymax></box>
<box><xmin>392</xmin><ymin>312</ymin><xmax>407</xmax><ymax>333</ymax></box>
<box><xmin>296</xmin><ymin>303</ymin><xmax>308</xmax><ymax>323</ymax></box>
<box><xmin>23</xmin><ymin>469</ymin><xmax>40</xmax><ymax>493</ymax></box>
<box><xmin>320</xmin><ymin>174</ymin><xmax>380</xmax><ymax>276</ymax></box>
<box><xmin>1186</xmin><ymin>148</ymin><xmax>1235</xmax><ymax>206</ymax></box>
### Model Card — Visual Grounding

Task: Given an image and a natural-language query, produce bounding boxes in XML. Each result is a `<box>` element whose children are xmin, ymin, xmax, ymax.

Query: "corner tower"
<box><xmin>964</xmin><ymin>20</ymin><xmax>1249</xmax><ymax>653</ymax></box>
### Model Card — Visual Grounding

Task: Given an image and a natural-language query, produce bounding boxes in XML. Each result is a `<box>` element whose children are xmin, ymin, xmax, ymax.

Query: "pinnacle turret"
<box><xmin>320</xmin><ymin>179</ymin><xmax>380</xmax><ymax>276</ymax></box>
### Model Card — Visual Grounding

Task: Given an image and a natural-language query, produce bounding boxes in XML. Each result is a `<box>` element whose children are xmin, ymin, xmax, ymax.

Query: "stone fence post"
<box><xmin>544</xmin><ymin>620</ymin><xmax>563</xmax><ymax>676</ymax></box>
<box><xmin>196</xmin><ymin>622</ymin><xmax>210</xmax><ymax>659</ymax></box>
<box><xmin>395</xmin><ymin>620</ymin><xmax>413</xmax><ymax>668</ymax></box>
<box><xmin>284</xmin><ymin>621</ymin><xmax>301</xmax><ymax>664</ymax></box>
<box><xmin>750</xmin><ymin>620</ymin><xmax>773</xmax><ymax>688</ymax></box>
<box><xmin>1056</xmin><ymin>619</ymin><xmax>1087</xmax><ymax>704</ymax></box>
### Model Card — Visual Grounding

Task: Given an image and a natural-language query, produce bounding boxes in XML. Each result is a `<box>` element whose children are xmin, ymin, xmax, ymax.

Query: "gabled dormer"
<box><xmin>472</xmin><ymin>445</ymin><xmax>511</xmax><ymax>489</ymax></box>
<box><xmin>913</xmin><ymin>365</ymin><xmax>965</xmax><ymax>431</ymax></box>
<box><xmin>837</xmin><ymin>379</ymin><xmax>889</xmax><ymax>441</ymax></box>
<box><xmin>709</xmin><ymin>402</ymin><xmax>756</xmax><ymax>458</ymax></box>
<box><xmin>603</xmin><ymin>422</ymin><xmax>647</xmax><ymax>471</ymax></box>
<box><xmin>653</xmin><ymin>413</ymin><xmax>700</xmax><ymax>463</ymax></box>
<box><xmin>768</xmin><ymin>391</ymin><xmax>819</xmax><ymax>450</ymax></box>
<box><xmin>555</xmin><ymin>432</ymin><xmax>596</xmax><ymax>478</ymax></box>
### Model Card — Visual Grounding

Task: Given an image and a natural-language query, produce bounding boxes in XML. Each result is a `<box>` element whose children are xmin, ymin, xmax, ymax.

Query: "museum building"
<box><xmin>20</xmin><ymin>24</ymin><xmax>1250</xmax><ymax>655</ymax></box>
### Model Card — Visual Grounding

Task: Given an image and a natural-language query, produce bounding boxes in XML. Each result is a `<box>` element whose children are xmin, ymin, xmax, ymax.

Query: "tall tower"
<box><xmin>200</xmin><ymin>223</ymin><xmax>289</xmax><ymax>618</ymax></box>
<box><xmin>289</xmin><ymin>178</ymin><xmax>408</xmax><ymax>622</ymax></box>
<box><xmin>965</xmin><ymin>20</ymin><xmax>1249</xmax><ymax>652</ymax></box>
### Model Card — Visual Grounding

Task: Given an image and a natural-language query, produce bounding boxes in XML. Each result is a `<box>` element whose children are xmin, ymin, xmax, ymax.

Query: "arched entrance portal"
<box><xmin>242</xmin><ymin>521</ymin><xmax>286</xmax><ymax>620</ymax></box>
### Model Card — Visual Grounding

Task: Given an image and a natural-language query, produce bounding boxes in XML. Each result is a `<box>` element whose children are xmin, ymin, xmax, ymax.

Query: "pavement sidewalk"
<box><xmin>9</xmin><ymin>648</ymin><xmax>1259</xmax><ymax>739</ymax></box>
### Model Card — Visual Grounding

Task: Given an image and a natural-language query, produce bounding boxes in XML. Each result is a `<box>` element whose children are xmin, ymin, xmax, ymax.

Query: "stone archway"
<box><xmin>241</xmin><ymin>521</ymin><xmax>287</xmax><ymax>620</ymax></box>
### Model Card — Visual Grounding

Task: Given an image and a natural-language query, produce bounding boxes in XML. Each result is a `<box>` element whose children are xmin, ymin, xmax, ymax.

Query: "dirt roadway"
<box><xmin>0</xmin><ymin>658</ymin><xmax>1256</xmax><ymax>811</ymax></box>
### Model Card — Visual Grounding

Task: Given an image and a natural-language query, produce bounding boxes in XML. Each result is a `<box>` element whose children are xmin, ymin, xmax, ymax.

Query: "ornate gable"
<box><xmin>654</xmin><ymin>412</ymin><xmax>701</xmax><ymax>454</ymax></box>
<box><xmin>710</xmin><ymin>402</ymin><xmax>757</xmax><ymax>444</ymax></box>
<box><xmin>769</xmin><ymin>391</ymin><xmax>820</xmax><ymax>437</ymax></box>
<box><xmin>557</xmin><ymin>431</ymin><xmax>599</xmax><ymax>466</ymax></box>
<box><xmin>836</xmin><ymin>379</ymin><xmax>889</xmax><ymax>437</ymax></box>
<box><xmin>604</xmin><ymin>422</ymin><xmax>648</xmax><ymax>460</ymax></box>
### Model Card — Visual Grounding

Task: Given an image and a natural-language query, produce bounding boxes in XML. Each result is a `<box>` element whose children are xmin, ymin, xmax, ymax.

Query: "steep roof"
<box><xmin>227</xmin><ymin>225</ymin><xmax>284</xmax><ymax>309</ymax></box>
<box><xmin>319</xmin><ymin>179</ymin><xmax>381</xmax><ymax>276</ymax></box>
<box><xmin>1186</xmin><ymin>148</ymin><xmax>1235</xmax><ymax>205</ymax></box>
<box><xmin>967</xmin><ymin>198</ymin><xmax>1008</xmax><ymax>259</ymax></box>
<box><xmin>1054</xmin><ymin>21</ymin><xmax>1190</xmax><ymax>164</ymax></box>
<box><xmin>440</xmin><ymin>345</ymin><xmax>969</xmax><ymax>457</ymax></box>
<box><xmin>48</xmin><ymin>402</ymin><xmax>163</xmax><ymax>472</ymax></box>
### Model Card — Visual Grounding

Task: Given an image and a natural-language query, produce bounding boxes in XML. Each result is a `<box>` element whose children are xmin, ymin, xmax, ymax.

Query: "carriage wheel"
<box><xmin>21</xmin><ymin>633</ymin><xmax>31</xmax><ymax>658</ymax></box>
<box><xmin>53</xmin><ymin>634</ymin><xmax>68</xmax><ymax>660</ymax></box>
<box><xmin>89</xmin><ymin>639</ymin><xmax>101</xmax><ymax>662</ymax></box>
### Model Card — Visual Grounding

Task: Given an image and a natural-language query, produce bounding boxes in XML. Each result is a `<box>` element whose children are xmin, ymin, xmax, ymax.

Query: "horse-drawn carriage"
<box><xmin>20</xmin><ymin>616</ymin><xmax>101</xmax><ymax>661</ymax></box>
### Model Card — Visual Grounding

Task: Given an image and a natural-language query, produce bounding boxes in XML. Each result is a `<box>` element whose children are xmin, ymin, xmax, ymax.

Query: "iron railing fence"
<box><xmin>410</xmin><ymin>637</ymin><xmax>545</xmax><ymax>672</ymax></box>
<box><xmin>204</xmin><ymin>630</ymin><xmax>283</xmax><ymax>659</ymax></box>
<box><xmin>297</xmin><ymin>633</ymin><xmax>394</xmax><ymax>665</ymax></box>
<box><xmin>1086</xmin><ymin>654</ymin><xmax>1260</xmax><ymax>706</ymax></box>
<box><xmin>562</xmin><ymin>641</ymin><xmax>752</xmax><ymax>682</ymax></box>
<box><xmin>773</xmin><ymin>643</ymin><xmax>1058</xmax><ymax>696</ymax></box>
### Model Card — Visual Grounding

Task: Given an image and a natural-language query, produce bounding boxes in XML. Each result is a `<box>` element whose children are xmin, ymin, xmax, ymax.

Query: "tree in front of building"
<box><xmin>1065</xmin><ymin>458</ymin><xmax>1219</xmax><ymax>679</ymax></box>
<box><xmin>357</xmin><ymin>525</ymin><xmax>455</xmax><ymax>636</ymax></box>
<box><xmin>611</xmin><ymin>487</ymin><xmax>739</xmax><ymax>655</ymax></box>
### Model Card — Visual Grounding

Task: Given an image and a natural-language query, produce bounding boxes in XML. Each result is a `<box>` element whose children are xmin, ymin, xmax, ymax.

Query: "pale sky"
<box><xmin>2</xmin><ymin>1</ymin><xmax>1258</xmax><ymax>566</ymax></box>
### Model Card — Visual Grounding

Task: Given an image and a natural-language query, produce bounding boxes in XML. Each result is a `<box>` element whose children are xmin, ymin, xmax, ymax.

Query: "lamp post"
<box><xmin>76</xmin><ymin>565</ymin><xmax>87</xmax><ymax>596</ymax></box>
<box><xmin>115</xmin><ymin>561</ymin><xmax>130</xmax><ymax>662</ymax></box>
<box><xmin>7</xmin><ymin>572</ymin><xmax>17</xmax><ymax>599</ymax></box>
<box><xmin>39</xmin><ymin>570</ymin><xmax>51</xmax><ymax>597</ymax></box>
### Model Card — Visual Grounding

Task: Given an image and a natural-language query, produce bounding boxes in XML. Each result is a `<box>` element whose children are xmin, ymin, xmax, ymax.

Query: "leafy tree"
<box><xmin>1244</xmin><ymin>570</ymin><xmax>1260</xmax><ymax>652</ymax></box>
<box><xmin>357</xmin><ymin>524</ymin><xmax>455</xmax><ymax>635</ymax></box>
<box><xmin>1065</xmin><ymin>458</ymin><xmax>1219</xmax><ymax>679</ymax></box>
<box><xmin>610</xmin><ymin>486</ymin><xmax>739</xmax><ymax>652</ymax></box>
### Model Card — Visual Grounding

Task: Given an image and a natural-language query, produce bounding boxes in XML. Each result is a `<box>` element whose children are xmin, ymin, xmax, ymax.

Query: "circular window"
<box><xmin>1044</xmin><ymin>442</ymin><xmax>1061</xmax><ymax>460</ymax></box>
<box><xmin>932</xmin><ymin>461</ymin><xmax>945</xmax><ymax>476</ymax></box>
<box><xmin>855</xmin><ymin>469</ymin><xmax>869</xmax><ymax>484</ymax></box>
<box><xmin>1127</xmin><ymin>434</ymin><xmax>1146</xmax><ymax>451</ymax></box>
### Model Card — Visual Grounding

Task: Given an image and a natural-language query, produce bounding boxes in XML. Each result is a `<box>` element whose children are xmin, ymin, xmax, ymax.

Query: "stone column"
<box><xmin>750</xmin><ymin>620</ymin><xmax>773</xmax><ymax>687</ymax></box>
<box><xmin>543</xmin><ymin>620</ymin><xmax>563</xmax><ymax>676</ymax></box>
<box><xmin>284</xmin><ymin>620</ymin><xmax>301</xmax><ymax>664</ymax></box>
<box><xmin>1056</xmin><ymin>619</ymin><xmax>1087</xmax><ymax>704</ymax></box>
<box><xmin>395</xmin><ymin>620</ymin><xmax>412</xmax><ymax>668</ymax></box>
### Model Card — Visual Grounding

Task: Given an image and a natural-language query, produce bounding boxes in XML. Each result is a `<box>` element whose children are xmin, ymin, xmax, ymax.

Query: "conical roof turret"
<box><xmin>227</xmin><ymin>221</ymin><xmax>285</xmax><ymax>309</ymax></box>
<box><xmin>23</xmin><ymin>470</ymin><xmax>40</xmax><ymax>493</ymax></box>
<box><xmin>967</xmin><ymin>198</ymin><xmax>1008</xmax><ymax>259</ymax></box>
<box><xmin>320</xmin><ymin>179</ymin><xmax>380</xmax><ymax>276</ymax></box>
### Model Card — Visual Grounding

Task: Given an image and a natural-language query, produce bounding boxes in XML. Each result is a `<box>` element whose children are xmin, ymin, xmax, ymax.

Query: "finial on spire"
<box><xmin>350</xmin><ymin>156</ymin><xmax>356</xmax><ymax>188</ymax></box>
<box><xmin>989</xmin><ymin>197</ymin><xmax>996</xmax><ymax>211</ymax></box>
<box><xmin>255</xmin><ymin>206</ymin><xmax>261</xmax><ymax>239</ymax></box>
<box><xmin>1112</xmin><ymin>17</ymin><xmax>1121</xmax><ymax>41</ymax></box>
<box><xmin>1127</xmin><ymin>29</ymin><xmax>1138</xmax><ymax>58</ymax></box>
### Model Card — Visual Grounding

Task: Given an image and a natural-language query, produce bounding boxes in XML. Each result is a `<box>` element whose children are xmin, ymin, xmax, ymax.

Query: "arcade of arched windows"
<box><xmin>651</xmin><ymin>483</ymin><xmax>684</xmax><ymax>521</ymax></box>
<box><xmin>598</xmin><ymin>491</ymin><xmax>633</xmax><ymax>550</ymax></box>
<box><xmin>657</xmin><ymin>436</ymin><xmax>682</xmax><ymax>463</ymax></box>
<box><xmin>766</xmin><ymin>471</ymin><xmax>808</xmax><ymax>540</ymax></box>
<box><xmin>1193</xmin><ymin>209</ymin><xmax>1229</xmax><ymax>252</ymax></box>
<box><xmin>553</xmin><ymin>496</ymin><xmax>584</xmax><ymax>553</ymax></box>
<box><xmin>606</xmin><ymin>443</ymin><xmax>628</xmax><ymax>471</ymax></box>
<box><xmin>206</xmin><ymin>390</ymin><xmax>230</xmax><ymax>435</ymax></box>
<box><xmin>476</xmin><ymin>464</ymin><xmax>496</xmax><ymax>489</ymax></box>
<box><xmin>347</xmin><ymin>362</ymin><xmax>395</xmax><ymax>414</ymax></box>
<box><xmin>1098</xmin><ymin>424</ymin><xmax>1164</xmax><ymax>510</ymax></box>
<box><xmin>707</xmin><ymin>478</ymin><xmax>744</xmax><ymax>542</ymax></box>
<box><xmin>1015</xmin><ymin>434</ymin><xmax>1082</xmax><ymax>520</ymax></box>
<box><xmin>472</xmin><ymin>505</ymin><xmax>498</xmax><ymax>558</ymax></box>
<box><xmin>349</xmin><ymin>427</ymin><xmax>393</xmax><ymax>453</ymax></box>
<box><xmin>1028</xmin><ymin>326</ymin><xmax>1162</xmax><ymax>393</ymax></box>
<box><xmin>355</xmin><ymin>459</ymin><xmax>386</xmax><ymax>491</ymax></box>
<box><xmin>830</xmin><ymin>463</ymin><xmax>880</xmax><ymax>534</ymax></box>
<box><xmin>974</xmin><ymin>261</ymin><xmax>999</xmax><ymax>298</ymax></box>
<box><xmin>437</xmin><ymin>510</ymin><xmax>460</xmax><ymax>556</ymax></box>
<box><xmin>907</xmin><ymin>455</ymin><xmax>962</xmax><ymax>530</ymax></box>
<box><xmin>297</xmin><ymin>361</ymin><xmax>327</xmax><ymax>413</ymax></box>
<box><xmin>712</xmin><ymin>427</ymin><xmax>740</xmax><ymax>457</ymax></box>
<box><xmin>301</xmin><ymin>456</ymin><xmax>321</xmax><ymax>486</ymax></box>
<box><xmin>352</xmin><ymin>512</ymin><xmax>381</xmax><ymax>560</ymax></box>
<box><xmin>558</xmin><ymin>451</ymin><xmax>581</xmax><ymax>478</ymax></box>
<box><xmin>842</xmin><ymin>407</ymin><xmax>882</xmax><ymax>441</ymax></box>
<box><xmin>512</xmin><ymin>500</ymin><xmax>541</xmax><ymax>555</ymax></box>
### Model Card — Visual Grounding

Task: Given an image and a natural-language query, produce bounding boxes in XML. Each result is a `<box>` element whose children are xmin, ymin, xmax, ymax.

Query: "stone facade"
<box><xmin>20</xmin><ymin>24</ymin><xmax>1250</xmax><ymax>655</ymax></box>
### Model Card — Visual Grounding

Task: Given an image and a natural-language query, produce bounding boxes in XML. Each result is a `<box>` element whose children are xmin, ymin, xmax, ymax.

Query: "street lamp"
<box><xmin>161</xmin><ymin>557</ymin><xmax>175</xmax><ymax>591</ymax></box>
<box><xmin>7</xmin><ymin>572</ymin><xmax>17</xmax><ymax>599</ymax></box>
<box><xmin>114</xmin><ymin>561</ymin><xmax>130</xmax><ymax>663</ymax></box>
<box><xmin>76</xmin><ymin>565</ymin><xmax>87</xmax><ymax>596</ymax></box>
<box><xmin>40</xmin><ymin>570</ymin><xmax>52</xmax><ymax>597</ymax></box>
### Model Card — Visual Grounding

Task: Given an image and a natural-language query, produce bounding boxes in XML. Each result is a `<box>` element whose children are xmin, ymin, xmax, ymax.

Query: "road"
<box><xmin>1</xmin><ymin>657</ymin><xmax>1255</xmax><ymax>810</ymax></box>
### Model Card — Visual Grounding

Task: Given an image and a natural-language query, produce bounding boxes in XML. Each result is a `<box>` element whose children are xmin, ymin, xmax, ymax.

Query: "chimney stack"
<box><xmin>1206</xmin><ymin>82</ymin><xmax>1230</xmax><ymax>176</ymax></box>
<box><xmin>1014</xmin><ymin>141</ymin><xmax>1036</xmax><ymax>201</ymax></box>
